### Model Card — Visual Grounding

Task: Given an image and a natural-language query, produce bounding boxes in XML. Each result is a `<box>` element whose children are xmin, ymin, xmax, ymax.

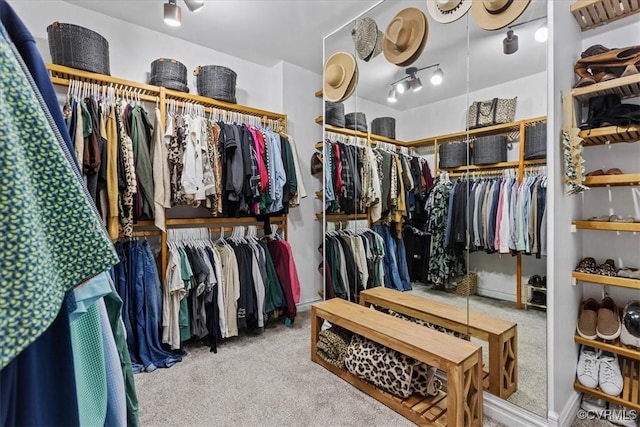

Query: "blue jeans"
<box><xmin>373</xmin><ymin>225</ymin><xmax>404</xmax><ymax>291</ymax></box>
<box><xmin>396</xmin><ymin>238</ymin><xmax>412</xmax><ymax>291</ymax></box>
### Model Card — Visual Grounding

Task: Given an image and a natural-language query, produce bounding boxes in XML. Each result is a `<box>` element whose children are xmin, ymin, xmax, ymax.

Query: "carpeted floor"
<box><xmin>409</xmin><ymin>284</ymin><xmax>548</xmax><ymax>419</ymax></box>
<box><xmin>134</xmin><ymin>308</ymin><xmax>511</xmax><ymax>426</ymax></box>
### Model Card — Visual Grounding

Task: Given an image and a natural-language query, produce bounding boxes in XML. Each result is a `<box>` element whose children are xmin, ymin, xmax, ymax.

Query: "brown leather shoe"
<box><xmin>577</xmin><ymin>298</ymin><xmax>599</xmax><ymax>339</ymax></box>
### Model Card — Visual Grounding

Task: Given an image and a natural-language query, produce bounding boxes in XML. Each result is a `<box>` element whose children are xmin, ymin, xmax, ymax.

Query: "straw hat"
<box><xmin>323</xmin><ymin>52</ymin><xmax>358</xmax><ymax>103</ymax></box>
<box><xmin>351</xmin><ymin>18</ymin><xmax>383</xmax><ymax>62</ymax></box>
<box><xmin>383</xmin><ymin>8</ymin><xmax>428</xmax><ymax>67</ymax></box>
<box><xmin>426</xmin><ymin>0</ymin><xmax>472</xmax><ymax>24</ymax></box>
<box><xmin>472</xmin><ymin>0</ymin><xmax>531</xmax><ymax>31</ymax></box>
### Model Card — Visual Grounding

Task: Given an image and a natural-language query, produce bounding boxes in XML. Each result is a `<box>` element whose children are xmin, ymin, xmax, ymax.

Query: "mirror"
<box><xmin>322</xmin><ymin>0</ymin><xmax>548</xmax><ymax>420</ymax></box>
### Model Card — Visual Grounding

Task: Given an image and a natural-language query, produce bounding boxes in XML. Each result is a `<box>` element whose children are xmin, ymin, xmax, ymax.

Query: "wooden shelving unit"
<box><xmin>574</xmin><ymin>334</ymin><xmax>640</xmax><ymax>361</ymax></box>
<box><xmin>571</xmin><ymin>73</ymin><xmax>640</xmax><ymax>102</ymax></box>
<box><xmin>523</xmin><ymin>285</ymin><xmax>547</xmax><ymax>310</ymax></box>
<box><xmin>315</xmin><ymin>116</ymin><xmax>323</xmax><ymax>124</ymax></box>
<box><xmin>315</xmin><ymin>89</ymin><xmax>323</xmax><ymax>98</ymax></box>
<box><xmin>572</xmin><ymin>271</ymin><xmax>640</xmax><ymax>290</ymax></box>
<box><xmin>570</xmin><ymin>0</ymin><xmax>640</xmax><ymax>31</ymax></box>
<box><xmin>317</xmin><ymin>213</ymin><xmax>368</xmax><ymax>221</ymax></box>
<box><xmin>320</xmin><ymin>123</ymin><xmax>407</xmax><ymax>146</ymax></box>
<box><xmin>573</xmin><ymin>220</ymin><xmax>640</xmax><ymax>232</ymax></box>
<box><xmin>579</xmin><ymin>124</ymin><xmax>640</xmax><ymax>146</ymax></box>
<box><xmin>574</xmin><ymin>355</ymin><xmax>640</xmax><ymax>410</ymax></box>
<box><xmin>583</xmin><ymin>173</ymin><xmax>640</xmax><ymax>187</ymax></box>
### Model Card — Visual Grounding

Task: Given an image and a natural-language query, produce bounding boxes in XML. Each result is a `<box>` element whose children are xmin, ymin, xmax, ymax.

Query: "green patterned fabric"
<box><xmin>0</xmin><ymin>32</ymin><xmax>118</xmax><ymax>369</ymax></box>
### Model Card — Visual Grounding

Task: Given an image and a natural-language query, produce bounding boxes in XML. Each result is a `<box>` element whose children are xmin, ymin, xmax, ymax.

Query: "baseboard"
<box><xmin>484</xmin><ymin>393</ymin><xmax>548</xmax><ymax>427</ymax></box>
<box><xmin>477</xmin><ymin>288</ymin><xmax>517</xmax><ymax>303</ymax></box>
<box><xmin>296</xmin><ymin>297</ymin><xmax>322</xmax><ymax>312</ymax></box>
<box><xmin>547</xmin><ymin>392</ymin><xmax>581</xmax><ymax>427</ymax></box>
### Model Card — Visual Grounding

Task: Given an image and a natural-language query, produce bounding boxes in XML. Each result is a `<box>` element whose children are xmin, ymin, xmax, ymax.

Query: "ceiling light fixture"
<box><xmin>503</xmin><ymin>16</ymin><xmax>547</xmax><ymax>55</ymax></box>
<box><xmin>164</xmin><ymin>0</ymin><xmax>182</xmax><ymax>27</ymax></box>
<box><xmin>184</xmin><ymin>0</ymin><xmax>204</xmax><ymax>12</ymax></box>
<box><xmin>386</xmin><ymin>64</ymin><xmax>443</xmax><ymax>103</ymax></box>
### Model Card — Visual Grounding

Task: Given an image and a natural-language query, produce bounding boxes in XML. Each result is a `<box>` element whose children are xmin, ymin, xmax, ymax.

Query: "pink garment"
<box><xmin>282</xmin><ymin>240</ymin><xmax>301</xmax><ymax>303</ymax></box>
<box><xmin>249</xmin><ymin>126</ymin><xmax>269</xmax><ymax>193</ymax></box>
<box><xmin>494</xmin><ymin>180</ymin><xmax>505</xmax><ymax>250</ymax></box>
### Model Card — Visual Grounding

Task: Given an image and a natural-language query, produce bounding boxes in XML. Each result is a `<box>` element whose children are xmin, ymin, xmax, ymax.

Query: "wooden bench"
<box><xmin>359</xmin><ymin>287</ymin><xmax>518</xmax><ymax>399</ymax></box>
<box><xmin>311</xmin><ymin>298</ymin><xmax>483</xmax><ymax>426</ymax></box>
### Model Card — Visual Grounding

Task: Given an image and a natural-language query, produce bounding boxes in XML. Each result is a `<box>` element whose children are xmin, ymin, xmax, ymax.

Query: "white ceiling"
<box><xmin>65</xmin><ymin>0</ymin><xmax>548</xmax><ymax>112</ymax></box>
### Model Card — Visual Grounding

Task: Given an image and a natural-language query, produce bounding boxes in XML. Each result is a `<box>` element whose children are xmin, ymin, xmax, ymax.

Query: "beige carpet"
<box><xmin>134</xmin><ymin>310</ymin><xmax>510</xmax><ymax>426</ymax></box>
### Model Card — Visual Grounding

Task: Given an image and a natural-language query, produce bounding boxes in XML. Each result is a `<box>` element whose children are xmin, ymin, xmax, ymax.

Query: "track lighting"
<box><xmin>386</xmin><ymin>64</ymin><xmax>443</xmax><ymax>103</ymax></box>
<box><xmin>503</xmin><ymin>30</ymin><xmax>519</xmax><ymax>55</ymax></box>
<box><xmin>184</xmin><ymin>0</ymin><xmax>204</xmax><ymax>12</ymax></box>
<box><xmin>534</xmin><ymin>24</ymin><xmax>548</xmax><ymax>42</ymax></box>
<box><xmin>430</xmin><ymin>67</ymin><xmax>444</xmax><ymax>85</ymax></box>
<box><xmin>164</xmin><ymin>0</ymin><xmax>182</xmax><ymax>27</ymax></box>
<box><xmin>387</xmin><ymin>87</ymin><xmax>398</xmax><ymax>103</ymax></box>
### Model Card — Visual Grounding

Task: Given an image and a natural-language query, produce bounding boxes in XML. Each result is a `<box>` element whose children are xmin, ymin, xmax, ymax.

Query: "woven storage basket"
<box><xmin>524</xmin><ymin>122</ymin><xmax>547</xmax><ymax>160</ymax></box>
<box><xmin>446</xmin><ymin>272</ymin><xmax>478</xmax><ymax>296</ymax></box>
<box><xmin>345</xmin><ymin>112</ymin><xmax>368</xmax><ymax>132</ymax></box>
<box><xmin>152</xmin><ymin>80</ymin><xmax>189</xmax><ymax>93</ymax></box>
<box><xmin>438</xmin><ymin>141</ymin><xmax>468</xmax><ymax>169</ymax></box>
<box><xmin>47</xmin><ymin>22</ymin><xmax>110</xmax><ymax>75</ymax></box>
<box><xmin>194</xmin><ymin>65</ymin><xmax>237</xmax><ymax>103</ymax></box>
<box><xmin>371</xmin><ymin>117</ymin><xmax>396</xmax><ymax>139</ymax></box>
<box><xmin>150</xmin><ymin>58</ymin><xmax>187</xmax><ymax>85</ymax></box>
<box><xmin>472</xmin><ymin>135</ymin><xmax>507</xmax><ymax>165</ymax></box>
<box><xmin>325</xmin><ymin>101</ymin><xmax>345</xmax><ymax>128</ymax></box>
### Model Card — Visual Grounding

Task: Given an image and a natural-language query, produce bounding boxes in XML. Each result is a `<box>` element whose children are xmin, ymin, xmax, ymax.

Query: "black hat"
<box><xmin>310</xmin><ymin>152</ymin><xmax>323</xmax><ymax>176</ymax></box>
<box><xmin>371</xmin><ymin>117</ymin><xmax>396</xmax><ymax>139</ymax></box>
<box><xmin>345</xmin><ymin>112</ymin><xmax>367</xmax><ymax>133</ymax></box>
<box><xmin>325</xmin><ymin>101</ymin><xmax>345</xmax><ymax>128</ymax></box>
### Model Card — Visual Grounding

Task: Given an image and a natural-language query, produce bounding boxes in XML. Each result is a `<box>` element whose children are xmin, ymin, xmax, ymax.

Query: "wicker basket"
<box><xmin>472</xmin><ymin>135</ymin><xmax>507</xmax><ymax>165</ymax></box>
<box><xmin>371</xmin><ymin>117</ymin><xmax>396</xmax><ymax>139</ymax></box>
<box><xmin>194</xmin><ymin>65</ymin><xmax>237</xmax><ymax>103</ymax></box>
<box><xmin>150</xmin><ymin>58</ymin><xmax>187</xmax><ymax>85</ymax></box>
<box><xmin>438</xmin><ymin>141</ymin><xmax>468</xmax><ymax>169</ymax></box>
<box><xmin>446</xmin><ymin>272</ymin><xmax>478</xmax><ymax>296</ymax></box>
<box><xmin>47</xmin><ymin>22</ymin><xmax>110</xmax><ymax>75</ymax></box>
<box><xmin>524</xmin><ymin>122</ymin><xmax>547</xmax><ymax>160</ymax></box>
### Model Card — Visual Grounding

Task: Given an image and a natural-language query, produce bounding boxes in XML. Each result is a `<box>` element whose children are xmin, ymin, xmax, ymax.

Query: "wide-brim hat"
<box><xmin>345</xmin><ymin>112</ymin><xmax>368</xmax><ymax>133</ymax></box>
<box><xmin>472</xmin><ymin>0</ymin><xmax>531</xmax><ymax>31</ymax></box>
<box><xmin>426</xmin><ymin>0</ymin><xmax>472</xmax><ymax>24</ymax></box>
<box><xmin>383</xmin><ymin>8</ymin><xmax>428</xmax><ymax>67</ymax></box>
<box><xmin>352</xmin><ymin>18</ymin><xmax>384</xmax><ymax>62</ymax></box>
<box><xmin>324</xmin><ymin>52</ymin><xmax>358</xmax><ymax>103</ymax></box>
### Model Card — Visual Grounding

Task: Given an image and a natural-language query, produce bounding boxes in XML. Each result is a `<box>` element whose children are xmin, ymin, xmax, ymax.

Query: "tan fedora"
<box><xmin>383</xmin><ymin>8</ymin><xmax>428</xmax><ymax>67</ymax></box>
<box><xmin>472</xmin><ymin>0</ymin><xmax>531</xmax><ymax>31</ymax></box>
<box><xmin>323</xmin><ymin>52</ymin><xmax>358</xmax><ymax>103</ymax></box>
<box><xmin>426</xmin><ymin>0</ymin><xmax>472</xmax><ymax>24</ymax></box>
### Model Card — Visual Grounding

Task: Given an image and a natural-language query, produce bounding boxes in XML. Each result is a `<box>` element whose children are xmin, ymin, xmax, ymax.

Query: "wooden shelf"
<box><xmin>322</xmin><ymin>124</ymin><xmax>406</xmax><ymax>145</ymax></box>
<box><xmin>583</xmin><ymin>173</ymin><xmax>640</xmax><ymax>187</ymax></box>
<box><xmin>315</xmin><ymin>89</ymin><xmax>323</xmax><ymax>98</ymax></box>
<box><xmin>315</xmin><ymin>116</ymin><xmax>323</xmax><ymax>124</ymax></box>
<box><xmin>572</xmin><ymin>73</ymin><xmax>640</xmax><ymax>102</ymax></box>
<box><xmin>443</xmin><ymin>161</ymin><xmax>520</xmax><ymax>172</ymax></box>
<box><xmin>524</xmin><ymin>159</ymin><xmax>547</xmax><ymax>166</ymax></box>
<box><xmin>573</xmin><ymin>220</ymin><xmax>640</xmax><ymax>232</ymax></box>
<box><xmin>575</xmin><ymin>334</ymin><xmax>640</xmax><ymax>361</ymax></box>
<box><xmin>524</xmin><ymin>302</ymin><xmax>547</xmax><ymax>310</ymax></box>
<box><xmin>574</xmin><ymin>354</ymin><xmax>640</xmax><ymax>410</ymax></box>
<box><xmin>317</xmin><ymin>213</ymin><xmax>368</xmax><ymax>221</ymax></box>
<box><xmin>571</xmin><ymin>0</ymin><xmax>640</xmax><ymax>32</ymax></box>
<box><xmin>572</xmin><ymin>271</ymin><xmax>640</xmax><ymax>290</ymax></box>
<box><xmin>315</xmin><ymin>141</ymin><xmax>324</xmax><ymax>150</ymax></box>
<box><xmin>315</xmin><ymin>190</ymin><xmax>323</xmax><ymax>199</ymax></box>
<box><xmin>579</xmin><ymin>124</ymin><xmax>640</xmax><ymax>146</ymax></box>
<box><xmin>526</xmin><ymin>285</ymin><xmax>547</xmax><ymax>292</ymax></box>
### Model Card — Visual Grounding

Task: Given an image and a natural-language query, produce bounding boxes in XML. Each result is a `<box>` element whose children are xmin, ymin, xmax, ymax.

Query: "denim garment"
<box><xmin>373</xmin><ymin>225</ymin><xmax>404</xmax><ymax>291</ymax></box>
<box><xmin>395</xmin><ymin>237</ymin><xmax>412</xmax><ymax>291</ymax></box>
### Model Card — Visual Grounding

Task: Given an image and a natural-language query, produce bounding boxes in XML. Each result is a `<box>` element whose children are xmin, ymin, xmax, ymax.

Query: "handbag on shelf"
<box><xmin>467</xmin><ymin>97</ymin><xmax>517</xmax><ymax>129</ymax></box>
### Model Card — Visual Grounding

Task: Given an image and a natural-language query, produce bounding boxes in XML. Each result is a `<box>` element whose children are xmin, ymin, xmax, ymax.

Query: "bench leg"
<box><xmin>447</xmin><ymin>357</ymin><xmax>483</xmax><ymax>427</ymax></box>
<box><xmin>488</xmin><ymin>327</ymin><xmax>518</xmax><ymax>398</ymax></box>
<box><xmin>311</xmin><ymin>307</ymin><xmax>322</xmax><ymax>362</ymax></box>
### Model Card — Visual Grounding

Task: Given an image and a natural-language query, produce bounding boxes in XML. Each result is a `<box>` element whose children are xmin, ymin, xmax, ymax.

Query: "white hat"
<box><xmin>426</xmin><ymin>0</ymin><xmax>472</xmax><ymax>24</ymax></box>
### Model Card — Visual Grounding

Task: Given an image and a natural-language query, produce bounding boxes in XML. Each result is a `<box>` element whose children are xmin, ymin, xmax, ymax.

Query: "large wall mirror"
<box><xmin>322</xmin><ymin>0</ymin><xmax>548</xmax><ymax>420</ymax></box>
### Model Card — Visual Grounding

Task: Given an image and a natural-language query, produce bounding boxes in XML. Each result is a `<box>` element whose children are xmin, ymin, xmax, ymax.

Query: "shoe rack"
<box><xmin>568</xmin><ymin>3</ymin><xmax>640</xmax><ymax>411</ymax></box>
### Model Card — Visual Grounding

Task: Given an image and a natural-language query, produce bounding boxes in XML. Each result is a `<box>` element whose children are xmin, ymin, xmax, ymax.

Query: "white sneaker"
<box><xmin>576</xmin><ymin>346</ymin><xmax>600</xmax><ymax>389</ymax></box>
<box><xmin>607</xmin><ymin>404</ymin><xmax>638</xmax><ymax>427</ymax></box>
<box><xmin>598</xmin><ymin>352</ymin><xmax>624</xmax><ymax>396</ymax></box>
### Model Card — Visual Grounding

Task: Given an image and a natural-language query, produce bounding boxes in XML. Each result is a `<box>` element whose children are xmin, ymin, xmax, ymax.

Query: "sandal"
<box><xmin>575</xmin><ymin>257</ymin><xmax>597</xmax><ymax>274</ymax></box>
<box><xmin>598</xmin><ymin>259</ymin><xmax>617</xmax><ymax>276</ymax></box>
<box><xmin>617</xmin><ymin>267</ymin><xmax>640</xmax><ymax>279</ymax></box>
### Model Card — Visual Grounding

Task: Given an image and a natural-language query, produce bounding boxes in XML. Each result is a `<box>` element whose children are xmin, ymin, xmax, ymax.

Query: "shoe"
<box><xmin>580</xmin><ymin>94</ymin><xmax>621</xmax><ymax>129</ymax></box>
<box><xmin>598</xmin><ymin>351</ymin><xmax>623</xmax><ymax>396</ymax></box>
<box><xmin>530</xmin><ymin>290</ymin><xmax>546</xmax><ymax>306</ymax></box>
<box><xmin>577</xmin><ymin>298</ymin><xmax>599</xmax><ymax>339</ymax></box>
<box><xmin>580</xmin><ymin>393</ymin><xmax>606</xmax><ymax>412</ymax></box>
<box><xmin>620</xmin><ymin>300</ymin><xmax>640</xmax><ymax>348</ymax></box>
<box><xmin>598</xmin><ymin>259</ymin><xmax>618</xmax><ymax>277</ymax></box>
<box><xmin>576</xmin><ymin>257</ymin><xmax>598</xmax><ymax>274</ymax></box>
<box><xmin>617</xmin><ymin>267</ymin><xmax>640</xmax><ymax>279</ymax></box>
<box><xmin>576</xmin><ymin>345</ymin><xmax>600</xmax><ymax>389</ymax></box>
<box><xmin>607</xmin><ymin>404</ymin><xmax>639</xmax><ymax>427</ymax></box>
<box><xmin>597</xmin><ymin>297</ymin><xmax>621</xmax><ymax>340</ymax></box>
<box><xmin>541</xmin><ymin>276</ymin><xmax>547</xmax><ymax>288</ymax></box>
<box><xmin>528</xmin><ymin>274</ymin><xmax>543</xmax><ymax>287</ymax></box>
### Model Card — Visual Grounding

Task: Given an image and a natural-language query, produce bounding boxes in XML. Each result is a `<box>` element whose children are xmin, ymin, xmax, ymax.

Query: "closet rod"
<box><xmin>165</xmin><ymin>216</ymin><xmax>287</xmax><ymax>227</ymax></box>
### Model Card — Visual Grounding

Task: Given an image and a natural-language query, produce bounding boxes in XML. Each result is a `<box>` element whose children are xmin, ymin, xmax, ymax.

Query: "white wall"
<box><xmin>8</xmin><ymin>0</ymin><xmax>281</xmax><ymax>112</ymax></box>
<box><xmin>282</xmin><ymin>61</ymin><xmax>324</xmax><ymax>306</ymax></box>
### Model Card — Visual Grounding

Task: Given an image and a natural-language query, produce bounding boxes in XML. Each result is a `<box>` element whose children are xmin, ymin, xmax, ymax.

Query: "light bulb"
<box><xmin>396</xmin><ymin>81</ymin><xmax>408</xmax><ymax>94</ymax></box>
<box><xmin>410</xmin><ymin>78</ymin><xmax>423</xmax><ymax>92</ymax></box>
<box><xmin>184</xmin><ymin>0</ymin><xmax>204</xmax><ymax>12</ymax></box>
<box><xmin>430</xmin><ymin>67</ymin><xmax>443</xmax><ymax>85</ymax></box>
<box><xmin>534</xmin><ymin>24</ymin><xmax>548</xmax><ymax>42</ymax></box>
<box><xmin>164</xmin><ymin>1</ymin><xmax>182</xmax><ymax>26</ymax></box>
<box><xmin>387</xmin><ymin>88</ymin><xmax>397</xmax><ymax>103</ymax></box>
